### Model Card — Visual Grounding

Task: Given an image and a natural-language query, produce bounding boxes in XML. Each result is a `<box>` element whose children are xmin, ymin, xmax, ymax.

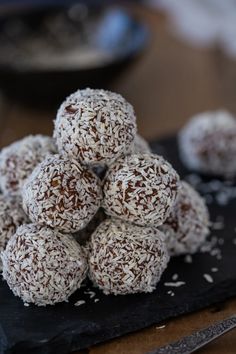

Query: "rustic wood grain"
<box><xmin>87</xmin><ymin>299</ymin><xmax>236</xmax><ymax>354</ymax></box>
<box><xmin>0</xmin><ymin>4</ymin><xmax>235</xmax><ymax>354</ymax></box>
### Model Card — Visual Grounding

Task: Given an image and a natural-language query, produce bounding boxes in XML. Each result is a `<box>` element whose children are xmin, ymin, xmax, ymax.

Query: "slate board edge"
<box><xmin>4</xmin><ymin>280</ymin><xmax>236</xmax><ymax>354</ymax></box>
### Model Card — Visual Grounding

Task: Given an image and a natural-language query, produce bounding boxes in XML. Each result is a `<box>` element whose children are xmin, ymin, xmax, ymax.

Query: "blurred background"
<box><xmin>0</xmin><ymin>0</ymin><xmax>236</xmax><ymax>146</ymax></box>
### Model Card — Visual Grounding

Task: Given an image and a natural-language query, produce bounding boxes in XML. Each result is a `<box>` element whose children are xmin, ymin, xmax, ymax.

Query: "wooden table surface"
<box><xmin>0</xmin><ymin>4</ymin><xmax>236</xmax><ymax>354</ymax></box>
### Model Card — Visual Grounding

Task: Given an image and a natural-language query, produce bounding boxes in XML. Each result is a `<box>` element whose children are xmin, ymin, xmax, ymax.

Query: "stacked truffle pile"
<box><xmin>1</xmin><ymin>88</ymin><xmax>210</xmax><ymax>306</ymax></box>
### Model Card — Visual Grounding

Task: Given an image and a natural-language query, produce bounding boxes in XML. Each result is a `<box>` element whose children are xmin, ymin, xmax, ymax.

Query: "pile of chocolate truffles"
<box><xmin>0</xmin><ymin>89</ymin><xmax>210</xmax><ymax>306</ymax></box>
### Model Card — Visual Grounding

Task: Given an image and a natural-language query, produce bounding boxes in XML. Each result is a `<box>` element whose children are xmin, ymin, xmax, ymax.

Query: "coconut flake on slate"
<box><xmin>167</xmin><ymin>290</ymin><xmax>175</xmax><ymax>297</ymax></box>
<box><xmin>74</xmin><ymin>300</ymin><xmax>86</xmax><ymax>307</ymax></box>
<box><xmin>172</xmin><ymin>274</ymin><xmax>179</xmax><ymax>281</ymax></box>
<box><xmin>184</xmin><ymin>254</ymin><xmax>193</xmax><ymax>263</ymax></box>
<box><xmin>211</xmin><ymin>267</ymin><xmax>218</xmax><ymax>272</ymax></box>
<box><xmin>218</xmin><ymin>238</ymin><xmax>224</xmax><ymax>246</ymax></box>
<box><xmin>84</xmin><ymin>290</ymin><xmax>96</xmax><ymax>299</ymax></box>
<box><xmin>203</xmin><ymin>274</ymin><xmax>214</xmax><ymax>283</ymax></box>
<box><xmin>164</xmin><ymin>281</ymin><xmax>186</xmax><ymax>287</ymax></box>
<box><xmin>185</xmin><ymin>173</ymin><xmax>236</xmax><ymax>207</ymax></box>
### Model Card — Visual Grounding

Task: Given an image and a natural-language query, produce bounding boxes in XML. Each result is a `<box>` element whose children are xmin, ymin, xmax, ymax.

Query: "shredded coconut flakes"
<box><xmin>54</xmin><ymin>88</ymin><xmax>137</xmax><ymax>166</ymax></box>
<box><xmin>103</xmin><ymin>153</ymin><xmax>179</xmax><ymax>227</ymax></box>
<box><xmin>88</xmin><ymin>219</ymin><xmax>169</xmax><ymax>295</ymax></box>
<box><xmin>22</xmin><ymin>155</ymin><xmax>102</xmax><ymax>233</ymax></box>
<box><xmin>1</xmin><ymin>223</ymin><xmax>87</xmax><ymax>306</ymax></box>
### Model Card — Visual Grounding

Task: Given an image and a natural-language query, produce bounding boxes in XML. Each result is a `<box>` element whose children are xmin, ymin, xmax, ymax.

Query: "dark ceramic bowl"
<box><xmin>0</xmin><ymin>3</ymin><xmax>148</xmax><ymax>107</ymax></box>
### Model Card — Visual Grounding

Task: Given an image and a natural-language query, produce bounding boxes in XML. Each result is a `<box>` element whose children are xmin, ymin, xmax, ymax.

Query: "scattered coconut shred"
<box><xmin>167</xmin><ymin>290</ymin><xmax>175</xmax><ymax>297</ymax></box>
<box><xmin>164</xmin><ymin>281</ymin><xmax>186</xmax><ymax>288</ymax></box>
<box><xmin>203</xmin><ymin>274</ymin><xmax>214</xmax><ymax>284</ymax></box>
<box><xmin>211</xmin><ymin>267</ymin><xmax>218</xmax><ymax>272</ymax></box>
<box><xmin>84</xmin><ymin>290</ymin><xmax>96</xmax><ymax>299</ymax></box>
<box><xmin>211</xmin><ymin>220</ymin><xmax>225</xmax><ymax>231</ymax></box>
<box><xmin>185</xmin><ymin>173</ymin><xmax>236</xmax><ymax>207</ymax></box>
<box><xmin>199</xmin><ymin>233</ymin><xmax>224</xmax><ymax>261</ymax></box>
<box><xmin>172</xmin><ymin>274</ymin><xmax>179</xmax><ymax>281</ymax></box>
<box><xmin>184</xmin><ymin>254</ymin><xmax>193</xmax><ymax>263</ymax></box>
<box><xmin>74</xmin><ymin>300</ymin><xmax>86</xmax><ymax>307</ymax></box>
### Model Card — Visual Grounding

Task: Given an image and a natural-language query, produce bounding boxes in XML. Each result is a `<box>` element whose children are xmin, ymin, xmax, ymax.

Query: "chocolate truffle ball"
<box><xmin>131</xmin><ymin>134</ymin><xmax>151</xmax><ymax>154</ymax></box>
<box><xmin>88</xmin><ymin>219</ymin><xmax>169</xmax><ymax>295</ymax></box>
<box><xmin>22</xmin><ymin>155</ymin><xmax>102</xmax><ymax>233</ymax></box>
<box><xmin>116</xmin><ymin>134</ymin><xmax>151</xmax><ymax>163</ymax></box>
<box><xmin>1</xmin><ymin>223</ymin><xmax>87</xmax><ymax>306</ymax></box>
<box><xmin>53</xmin><ymin>88</ymin><xmax>137</xmax><ymax>166</ymax></box>
<box><xmin>0</xmin><ymin>135</ymin><xmax>56</xmax><ymax>196</ymax></box>
<box><xmin>0</xmin><ymin>195</ymin><xmax>28</xmax><ymax>270</ymax></box>
<box><xmin>103</xmin><ymin>154</ymin><xmax>180</xmax><ymax>226</ymax></box>
<box><xmin>178</xmin><ymin>110</ymin><xmax>236</xmax><ymax>177</ymax></box>
<box><xmin>160</xmin><ymin>181</ymin><xmax>210</xmax><ymax>256</ymax></box>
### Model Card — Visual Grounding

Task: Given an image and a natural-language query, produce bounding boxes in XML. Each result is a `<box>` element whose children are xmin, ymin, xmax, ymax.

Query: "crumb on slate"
<box><xmin>172</xmin><ymin>274</ymin><xmax>179</xmax><ymax>281</ymax></box>
<box><xmin>84</xmin><ymin>290</ymin><xmax>96</xmax><ymax>299</ymax></box>
<box><xmin>211</xmin><ymin>267</ymin><xmax>218</xmax><ymax>272</ymax></box>
<box><xmin>74</xmin><ymin>300</ymin><xmax>86</xmax><ymax>307</ymax></box>
<box><xmin>167</xmin><ymin>290</ymin><xmax>175</xmax><ymax>297</ymax></box>
<box><xmin>203</xmin><ymin>274</ymin><xmax>214</xmax><ymax>283</ymax></box>
<box><xmin>184</xmin><ymin>255</ymin><xmax>192</xmax><ymax>263</ymax></box>
<box><xmin>164</xmin><ymin>281</ymin><xmax>186</xmax><ymax>287</ymax></box>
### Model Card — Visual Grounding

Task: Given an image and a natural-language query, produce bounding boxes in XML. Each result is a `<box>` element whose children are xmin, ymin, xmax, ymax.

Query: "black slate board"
<box><xmin>1</xmin><ymin>136</ymin><xmax>236</xmax><ymax>354</ymax></box>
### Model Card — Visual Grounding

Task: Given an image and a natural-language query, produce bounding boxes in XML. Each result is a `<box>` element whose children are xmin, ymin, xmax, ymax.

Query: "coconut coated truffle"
<box><xmin>118</xmin><ymin>134</ymin><xmax>151</xmax><ymax>162</ymax></box>
<box><xmin>0</xmin><ymin>135</ymin><xmax>56</xmax><ymax>196</ymax></box>
<box><xmin>22</xmin><ymin>155</ymin><xmax>102</xmax><ymax>233</ymax></box>
<box><xmin>178</xmin><ymin>110</ymin><xmax>236</xmax><ymax>177</ymax></box>
<box><xmin>160</xmin><ymin>181</ymin><xmax>210</xmax><ymax>256</ymax></box>
<box><xmin>0</xmin><ymin>195</ymin><xmax>28</xmax><ymax>270</ymax></box>
<box><xmin>1</xmin><ymin>223</ymin><xmax>87</xmax><ymax>306</ymax></box>
<box><xmin>103</xmin><ymin>153</ymin><xmax>180</xmax><ymax>226</ymax></box>
<box><xmin>53</xmin><ymin>88</ymin><xmax>137</xmax><ymax>166</ymax></box>
<box><xmin>88</xmin><ymin>219</ymin><xmax>169</xmax><ymax>295</ymax></box>
<box><xmin>131</xmin><ymin>134</ymin><xmax>151</xmax><ymax>154</ymax></box>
